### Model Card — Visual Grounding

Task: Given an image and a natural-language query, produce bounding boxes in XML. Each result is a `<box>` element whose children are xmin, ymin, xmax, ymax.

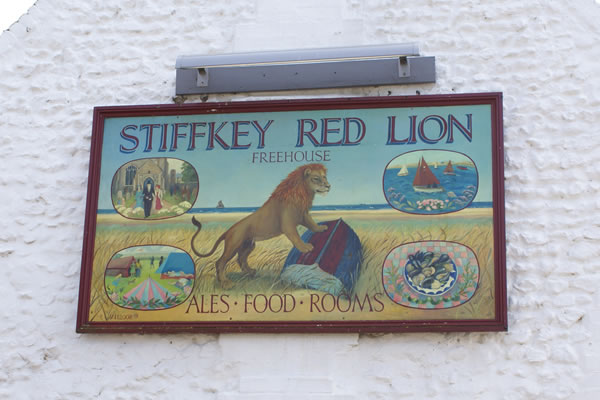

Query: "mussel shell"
<box><xmin>420</xmin><ymin>277</ymin><xmax>435</xmax><ymax>288</ymax></box>
<box><xmin>433</xmin><ymin>264</ymin><xmax>448</xmax><ymax>274</ymax></box>
<box><xmin>406</xmin><ymin>264</ymin><xmax>420</xmax><ymax>278</ymax></box>
<box><xmin>408</xmin><ymin>270</ymin><xmax>421</xmax><ymax>279</ymax></box>
<box><xmin>421</xmin><ymin>252</ymin><xmax>434</xmax><ymax>266</ymax></box>
<box><xmin>430</xmin><ymin>280</ymin><xmax>442</xmax><ymax>289</ymax></box>
<box><xmin>412</xmin><ymin>273</ymin><xmax>425</xmax><ymax>285</ymax></box>
<box><xmin>435</xmin><ymin>254</ymin><xmax>450</xmax><ymax>265</ymax></box>
<box><xmin>408</xmin><ymin>254</ymin><xmax>421</xmax><ymax>268</ymax></box>
<box><xmin>435</xmin><ymin>271</ymin><xmax>450</xmax><ymax>283</ymax></box>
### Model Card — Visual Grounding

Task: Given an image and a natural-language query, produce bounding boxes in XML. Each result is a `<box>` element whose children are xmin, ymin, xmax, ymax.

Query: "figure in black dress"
<box><xmin>143</xmin><ymin>182</ymin><xmax>154</xmax><ymax>218</ymax></box>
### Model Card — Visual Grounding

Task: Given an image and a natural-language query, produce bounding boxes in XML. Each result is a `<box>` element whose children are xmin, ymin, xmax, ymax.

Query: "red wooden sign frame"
<box><xmin>77</xmin><ymin>93</ymin><xmax>506</xmax><ymax>333</ymax></box>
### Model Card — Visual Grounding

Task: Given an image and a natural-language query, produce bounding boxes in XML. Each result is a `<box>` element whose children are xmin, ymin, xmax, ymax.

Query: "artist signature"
<box><xmin>106</xmin><ymin>312</ymin><xmax>139</xmax><ymax>321</ymax></box>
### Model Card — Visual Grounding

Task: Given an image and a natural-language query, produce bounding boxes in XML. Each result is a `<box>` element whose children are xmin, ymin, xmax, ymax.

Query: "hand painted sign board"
<box><xmin>76</xmin><ymin>93</ymin><xmax>506</xmax><ymax>333</ymax></box>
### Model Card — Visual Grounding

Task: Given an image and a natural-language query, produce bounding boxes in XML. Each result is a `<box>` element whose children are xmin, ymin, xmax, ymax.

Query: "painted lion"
<box><xmin>190</xmin><ymin>163</ymin><xmax>331</xmax><ymax>288</ymax></box>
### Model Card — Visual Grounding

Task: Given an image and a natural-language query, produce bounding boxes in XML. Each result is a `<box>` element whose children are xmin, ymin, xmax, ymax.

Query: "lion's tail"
<box><xmin>190</xmin><ymin>216</ymin><xmax>225</xmax><ymax>258</ymax></box>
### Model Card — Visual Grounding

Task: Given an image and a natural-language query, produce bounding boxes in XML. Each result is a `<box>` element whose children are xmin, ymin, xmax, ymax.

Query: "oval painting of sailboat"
<box><xmin>383</xmin><ymin>150</ymin><xmax>478</xmax><ymax>215</ymax></box>
<box><xmin>111</xmin><ymin>157</ymin><xmax>198</xmax><ymax>220</ymax></box>
<box><xmin>104</xmin><ymin>245</ymin><xmax>195</xmax><ymax>310</ymax></box>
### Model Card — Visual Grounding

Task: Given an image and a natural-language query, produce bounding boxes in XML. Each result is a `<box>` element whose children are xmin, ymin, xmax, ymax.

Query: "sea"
<box><xmin>98</xmin><ymin>202</ymin><xmax>492</xmax><ymax>215</ymax></box>
<box><xmin>383</xmin><ymin>165</ymin><xmax>480</xmax><ymax>214</ymax></box>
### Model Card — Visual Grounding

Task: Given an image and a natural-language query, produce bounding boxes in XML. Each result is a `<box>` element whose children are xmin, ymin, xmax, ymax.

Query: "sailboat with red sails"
<box><xmin>444</xmin><ymin>160</ymin><xmax>456</xmax><ymax>175</ymax></box>
<box><xmin>413</xmin><ymin>157</ymin><xmax>444</xmax><ymax>193</ymax></box>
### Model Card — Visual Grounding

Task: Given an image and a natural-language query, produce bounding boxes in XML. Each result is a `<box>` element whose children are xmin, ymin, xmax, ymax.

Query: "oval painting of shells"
<box><xmin>104</xmin><ymin>245</ymin><xmax>195</xmax><ymax>310</ymax></box>
<box><xmin>382</xmin><ymin>241</ymin><xmax>479</xmax><ymax>309</ymax></box>
<box><xmin>111</xmin><ymin>157</ymin><xmax>198</xmax><ymax>220</ymax></box>
<box><xmin>383</xmin><ymin>150</ymin><xmax>478</xmax><ymax>215</ymax></box>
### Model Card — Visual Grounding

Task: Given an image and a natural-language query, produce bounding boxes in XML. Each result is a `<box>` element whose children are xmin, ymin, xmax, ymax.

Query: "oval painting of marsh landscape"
<box><xmin>111</xmin><ymin>157</ymin><xmax>198</xmax><ymax>220</ymax></box>
<box><xmin>381</xmin><ymin>241</ymin><xmax>479</xmax><ymax>309</ymax></box>
<box><xmin>104</xmin><ymin>245</ymin><xmax>195</xmax><ymax>310</ymax></box>
<box><xmin>383</xmin><ymin>150</ymin><xmax>478</xmax><ymax>215</ymax></box>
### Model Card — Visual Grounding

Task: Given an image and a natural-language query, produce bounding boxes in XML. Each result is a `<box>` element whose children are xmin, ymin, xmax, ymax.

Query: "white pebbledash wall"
<box><xmin>1</xmin><ymin>0</ymin><xmax>599</xmax><ymax>399</ymax></box>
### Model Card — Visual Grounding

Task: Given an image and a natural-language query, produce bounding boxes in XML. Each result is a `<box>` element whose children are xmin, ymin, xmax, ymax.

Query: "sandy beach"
<box><xmin>90</xmin><ymin>206</ymin><xmax>496</xmax><ymax>323</ymax></box>
<box><xmin>96</xmin><ymin>207</ymin><xmax>493</xmax><ymax>225</ymax></box>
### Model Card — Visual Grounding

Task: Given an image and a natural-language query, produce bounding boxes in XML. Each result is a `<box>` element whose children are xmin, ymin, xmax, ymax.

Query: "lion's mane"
<box><xmin>268</xmin><ymin>163</ymin><xmax>327</xmax><ymax>211</ymax></box>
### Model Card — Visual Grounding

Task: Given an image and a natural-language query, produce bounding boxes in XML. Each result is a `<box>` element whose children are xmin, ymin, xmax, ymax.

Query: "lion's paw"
<box><xmin>297</xmin><ymin>242</ymin><xmax>314</xmax><ymax>253</ymax></box>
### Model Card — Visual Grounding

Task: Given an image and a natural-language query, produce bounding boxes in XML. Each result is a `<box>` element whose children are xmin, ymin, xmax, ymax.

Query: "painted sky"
<box><xmin>98</xmin><ymin>104</ymin><xmax>494</xmax><ymax>209</ymax></box>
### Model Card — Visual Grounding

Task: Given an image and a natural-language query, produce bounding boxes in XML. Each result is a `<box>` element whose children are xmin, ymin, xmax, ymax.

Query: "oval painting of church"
<box><xmin>104</xmin><ymin>245</ymin><xmax>195</xmax><ymax>310</ymax></box>
<box><xmin>111</xmin><ymin>157</ymin><xmax>198</xmax><ymax>219</ymax></box>
<box><xmin>383</xmin><ymin>150</ymin><xmax>478</xmax><ymax>215</ymax></box>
